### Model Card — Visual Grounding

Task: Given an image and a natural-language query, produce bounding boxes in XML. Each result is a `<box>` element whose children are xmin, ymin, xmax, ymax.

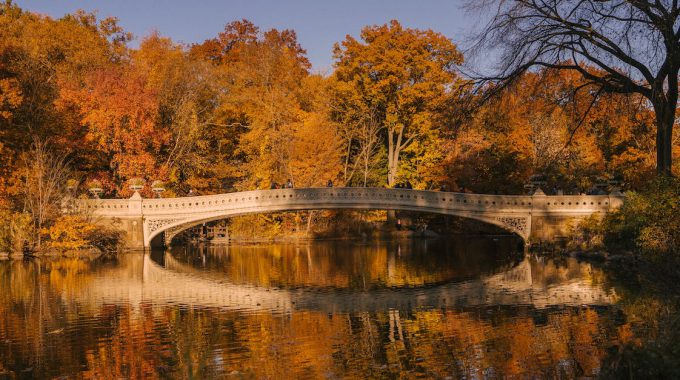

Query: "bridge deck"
<box><xmin>74</xmin><ymin>188</ymin><xmax>624</xmax><ymax>247</ymax></box>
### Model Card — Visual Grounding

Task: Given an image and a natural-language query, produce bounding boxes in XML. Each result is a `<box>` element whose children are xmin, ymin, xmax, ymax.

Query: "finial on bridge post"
<box><xmin>152</xmin><ymin>180</ymin><xmax>165</xmax><ymax>198</ymax></box>
<box><xmin>525</xmin><ymin>174</ymin><xmax>547</xmax><ymax>195</ymax></box>
<box><xmin>129</xmin><ymin>177</ymin><xmax>145</xmax><ymax>199</ymax></box>
<box><xmin>532</xmin><ymin>187</ymin><xmax>546</xmax><ymax>196</ymax></box>
<box><xmin>88</xmin><ymin>179</ymin><xmax>104</xmax><ymax>199</ymax></box>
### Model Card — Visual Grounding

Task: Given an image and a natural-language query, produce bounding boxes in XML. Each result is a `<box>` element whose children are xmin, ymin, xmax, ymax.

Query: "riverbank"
<box><xmin>0</xmin><ymin>247</ymin><xmax>111</xmax><ymax>260</ymax></box>
<box><xmin>0</xmin><ymin>213</ymin><xmax>125</xmax><ymax>258</ymax></box>
<box><xmin>529</xmin><ymin>177</ymin><xmax>679</xmax><ymax>273</ymax></box>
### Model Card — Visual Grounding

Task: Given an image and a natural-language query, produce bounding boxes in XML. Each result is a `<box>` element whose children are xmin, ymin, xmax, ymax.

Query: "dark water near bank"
<box><xmin>0</xmin><ymin>237</ymin><xmax>640</xmax><ymax>378</ymax></box>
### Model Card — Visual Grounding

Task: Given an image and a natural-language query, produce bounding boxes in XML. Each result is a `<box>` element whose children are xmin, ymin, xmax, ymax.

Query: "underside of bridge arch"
<box><xmin>146</xmin><ymin>206</ymin><xmax>530</xmax><ymax>249</ymax></box>
<box><xmin>155</xmin><ymin>216</ymin><xmax>234</xmax><ymax>248</ymax></box>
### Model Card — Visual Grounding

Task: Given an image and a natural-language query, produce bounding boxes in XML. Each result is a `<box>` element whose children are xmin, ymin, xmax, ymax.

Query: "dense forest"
<box><xmin>0</xmin><ymin>2</ymin><xmax>678</xmax><ymax>251</ymax></box>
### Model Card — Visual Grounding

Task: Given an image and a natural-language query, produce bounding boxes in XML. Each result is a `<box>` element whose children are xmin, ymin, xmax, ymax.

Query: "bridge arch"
<box><xmin>148</xmin><ymin>205</ymin><xmax>530</xmax><ymax>248</ymax></box>
<box><xmin>76</xmin><ymin>187</ymin><xmax>623</xmax><ymax>249</ymax></box>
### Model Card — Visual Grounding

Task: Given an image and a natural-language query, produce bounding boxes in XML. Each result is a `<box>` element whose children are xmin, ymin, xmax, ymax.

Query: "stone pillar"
<box><xmin>528</xmin><ymin>191</ymin><xmax>545</xmax><ymax>242</ymax></box>
<box><xmin>125</xmin><ymin>192</ymin><xmax>145</xmax><ymax>250</ymax></box>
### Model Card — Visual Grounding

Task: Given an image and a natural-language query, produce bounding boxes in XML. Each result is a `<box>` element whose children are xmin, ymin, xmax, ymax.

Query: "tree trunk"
<box><xmin>363</xmin><ymin>148</ymin><xmax>370</xmax><ymax>187</ymax></box>
<box><xmin>386</xmin><ymin>128</ymin><xmax>397</xmax><ymax>223</ymax></box>
<box><xmin>306</xmin><ymin>211</ymin><xmax>314</xmax><ymax>234</ymax></box>
<box><xmin>387</xmin><ymin>129</ymin><xmax>396</xmax><ymax>187</ymax></box>
<box><xmin>387</xmin><ymin>127</ymin><xmax>403</xmax><ymax>187</ymax></box>
<box><xmin>653</xmin><ymin>100</ymin><xmax>675</xmax><ymax>176</ymax></box>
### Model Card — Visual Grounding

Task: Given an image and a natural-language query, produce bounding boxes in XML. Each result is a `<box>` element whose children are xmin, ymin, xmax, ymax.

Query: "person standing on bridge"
<box><xmin>286</xmin><ymin>179</ymin><xmax>293</xmax><ymax>188</ymax></box>
<box><xmin>327</xmin><ymin>179</ymin><xmax>333</xmax><ymax>188</ymax></box>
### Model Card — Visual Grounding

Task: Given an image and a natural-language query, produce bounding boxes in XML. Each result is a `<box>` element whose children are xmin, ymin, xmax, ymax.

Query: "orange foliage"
<box><xmin>0</xmin><ymin>2</ymin><xmax>674</xmax><ymax>213</ymax></box>
<box><xmin>70</xmin><ymin>65</ymin><xmax>169</xmax><ymax>182</ymax></box>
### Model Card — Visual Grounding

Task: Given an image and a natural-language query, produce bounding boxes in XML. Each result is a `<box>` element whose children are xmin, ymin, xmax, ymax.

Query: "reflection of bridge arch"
<box><xmin>74</xmin><ymin>253</ymin><xmax>617</xmax><ymax>313</ymax></box>
<box><xmin>76</xmin><ymin>188</ymin><xmax>624</xmax><ymax>248</ymax></box>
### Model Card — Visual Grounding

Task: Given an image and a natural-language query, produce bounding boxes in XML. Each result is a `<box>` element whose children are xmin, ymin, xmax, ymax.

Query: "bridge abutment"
<box><xmin>529</xmin><ymin>214</ymin><xmax>587</xmax><ymax>243</ymax></box>
<box><xmin>121</xmin><ymin>217</ymin><xmax>145</xmax><ymax>250</ymax></box>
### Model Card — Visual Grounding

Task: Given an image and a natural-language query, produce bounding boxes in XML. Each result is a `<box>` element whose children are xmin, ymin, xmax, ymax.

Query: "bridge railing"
<box><xmin>74</xmin><ymin>198</ymin><xmax>138</xmax><ymax>217</ymax></box>
<box><xmin>75</xmin><ymin>187</ymin><xmax>623</xmax><ymax>218</ymax></box>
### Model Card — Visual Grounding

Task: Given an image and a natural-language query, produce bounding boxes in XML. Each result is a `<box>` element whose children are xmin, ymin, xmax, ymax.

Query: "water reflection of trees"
<box><xmin>166</xmin><ymin>238</ymin><xmax>524</xmax><ymax>289</ymax></box>
<box><xmin>0</xmin><ymin>301</ymin><xmax>626</xmax><ymax>378</ymax></box>
<box><xmin>0</xmin><ymin>251</ymin><xmax>639</xmax><ymax>378</ymax></box>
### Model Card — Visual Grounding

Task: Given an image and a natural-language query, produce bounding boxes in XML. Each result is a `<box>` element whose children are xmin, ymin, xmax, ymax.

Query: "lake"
<box><xmin>0</xmin><ymin>237</ymin><xmax>636</xmax><ymax>378</ymax></box>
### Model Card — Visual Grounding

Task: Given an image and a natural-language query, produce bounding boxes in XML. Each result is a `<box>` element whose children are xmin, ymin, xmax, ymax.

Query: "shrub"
<box><xmin>570</xmin><ymin>214</ymin><xmax>605</xmax><ymax>250</ymax></box>
<box><xmin>86</xmin><ymin>227</ymin><xmax>123</xmax><ymax>254</ymax></box>
<box><xmin>602</xmin><ymin>178</ymin><xmax>680</xmax><ymax>257</ymax></box>
<box><xmin>0</xmin><ymin>210</ymin><xmax>32</xmax><ymax>253</ymax></box>
<box><xmin>47</xmin><ymin>215</ymin><xmax>122</xmax><ymax>253</ymax></box>
<box><xmin>47</xmin><ymin>215</ymin><xmax>97</xmax><ymax>250</ymax></box>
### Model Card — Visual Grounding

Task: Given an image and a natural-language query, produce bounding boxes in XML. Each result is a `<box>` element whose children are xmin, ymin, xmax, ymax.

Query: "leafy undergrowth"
<box><xmin>570</xmin><ymin>178</ymin><xmax>680</xmax><ymax>263</ymax></box>
<box><xmin>46</xmin><ymin>215</ymin><xmax>123</xmax><ymax>254</ymax></box>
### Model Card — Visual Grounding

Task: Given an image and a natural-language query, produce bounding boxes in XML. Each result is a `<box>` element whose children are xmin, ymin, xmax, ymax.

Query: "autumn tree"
<box><xmin>192</xmin><ymin>20</ymin><xmax>317</xmax><ymax>189</ymax></box>
<box><xmin>444</xmin><ymin>67</ymin><xmax>659</xmax><ymax>193</ymax></box>
<box><xmin>135</xmin><ymin>33</ymin><xmax>219</xmax><ymax>194</ymax></box>
<box><xmin>470</xmin><ymin>0</ymin><xmax>680</xmax><ymax>175</ymax></box>
<box><xmin>20</xmin><ymin>139</ymin><xmax>71</xmax><ymax>249</ymax></box>
<box><xmin>0</xmin><ymin>3</ymin><xmax>131</xmax><ymax>199</ymax></box>
<box><xmin>65</xmin><ymin>62</ymin><xmax>168</xmax><ymax>192</ymax></box>
<box><xmin>287</xmin><ymin>76</ymin><xmax>343</xmax><ymax>187</ymax></box>
<box><xmin>330</xmin><ymin>79</ymin><xmax>385</xmax><ymax>186</ymax></box>
<box><xmin>57</xmin><ymin>30</ymin><xmax>223</xmax><ymax>196</ymax></box>
<box><xmin>333</xmin><ymin>20</ymin><xmax>464</xmax><ymax>187</ymax></box>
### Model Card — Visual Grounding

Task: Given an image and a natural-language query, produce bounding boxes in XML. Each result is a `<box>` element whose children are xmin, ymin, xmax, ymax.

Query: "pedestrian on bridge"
<box><xmin>286</xmin><ymin>179</ymin><xmax>293</xmax><ymax>188</ymax></box>
<box><xmin>327</xmin><ymin>180</ymin><xmax>333</xmax><ymax>188</ymax></box>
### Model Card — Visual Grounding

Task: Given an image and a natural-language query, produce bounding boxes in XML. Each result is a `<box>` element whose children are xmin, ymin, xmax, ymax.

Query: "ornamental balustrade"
<box><xmin>74</xmin><ymin>187</ymin><xmax>624</xmax><ymax>248</ymax></box>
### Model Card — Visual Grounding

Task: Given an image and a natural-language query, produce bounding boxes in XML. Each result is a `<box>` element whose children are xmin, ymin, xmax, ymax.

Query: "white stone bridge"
<box><xmin>75</xmin><ymin>188</ymin><xmax>624</xmax><ymax>249</ymax></box>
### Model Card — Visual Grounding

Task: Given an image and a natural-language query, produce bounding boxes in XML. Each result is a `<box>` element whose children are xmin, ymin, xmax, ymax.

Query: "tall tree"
<box><xmin>470</xmin><ymin>0</ymin><xmax>680</xmax><ymax>175</ymax></box>
<box><xmin>0</xmin><ymin>2</ymin><xmax>130</xmax><ymax>198</ymax></box>
<box><xmin>444</xmin><ymin>67</ymin><xmax>657</xmax><ymax>193</ymax></box>
<box><xmin>67</xmin><ymin>63</ymin><xmax>169</xmax><ymax>187</ymax></box>
<box><xmin>192</xmin><ymin>20</ymin><xmax>313</xmax><ymax>189</ymax></box>
<box><xmin>20</xmin><ymin>139</ymin><xmax>71</xmax><ymax>249</ymax></box>
<box><xmin>333</xmin><ymin>20</ymin><xmax>463</xmax><ymax>187</ymax></box>
<box><xmin>136</xmin><ymin>33</ymin><xmax>219</xmax><ymax>193</ymax></box>
<box><xmin>330</xmin><ymin>79</ymin><xmax>385</xmax><ymax>186</ymax></box>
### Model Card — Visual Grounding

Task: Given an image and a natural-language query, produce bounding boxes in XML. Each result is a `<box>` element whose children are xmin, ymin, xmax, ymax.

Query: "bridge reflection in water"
<box><xmin>0</xmin><ymin>238</ymin><xmax>626</xmax><ymax>378</ymax></box>
<box><xmin>77</xmin><ymin>240</ymin><xmax>617</xmax><ymax>313</ymax></box>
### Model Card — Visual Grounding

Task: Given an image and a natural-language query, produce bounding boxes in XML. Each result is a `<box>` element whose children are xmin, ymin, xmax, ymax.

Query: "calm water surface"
<box><xmin>0</xmin><ymin>237</ymin><xmax>630</xmax><ymax>378</ymax></box>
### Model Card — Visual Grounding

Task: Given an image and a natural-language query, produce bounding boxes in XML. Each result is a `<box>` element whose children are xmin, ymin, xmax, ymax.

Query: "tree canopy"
<box><xmin>469</xmin><ymin>0</ymin><xmax>680</xmax><ymax>175</ymax></box>
<box><xmin>0</xmin><ymin>3</ymin><xmax>673</xmax><ymax>211</ymax></box>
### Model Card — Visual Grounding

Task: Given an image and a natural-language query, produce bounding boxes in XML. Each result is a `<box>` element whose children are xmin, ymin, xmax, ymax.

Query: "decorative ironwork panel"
<box><xmin>495</xmin><ymin>216</ymin><xmax>529</xmax><ymax>236</ymax></box>
<box><xmin>148</xmin><ymin>218</ymin><xmax>182</xmax><ymax>234</ymax></box>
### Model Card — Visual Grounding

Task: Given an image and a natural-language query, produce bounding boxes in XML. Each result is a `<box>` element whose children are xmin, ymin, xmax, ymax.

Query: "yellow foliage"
<box><xmin>46</xmin><ymin>215</ymin><xmax>97</xmax><ymax>251</ymax></box>
<box><xmin>0</xmin><ymin>209</ymin><xmax>31</xmax><ymax>252</ymax></box>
